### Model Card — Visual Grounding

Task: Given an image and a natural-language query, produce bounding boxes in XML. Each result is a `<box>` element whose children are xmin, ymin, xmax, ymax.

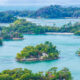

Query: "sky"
<box><xmin>0</xmin><ymin>0</ymin><xmax>80</xmax><ymax>6</ymax></box>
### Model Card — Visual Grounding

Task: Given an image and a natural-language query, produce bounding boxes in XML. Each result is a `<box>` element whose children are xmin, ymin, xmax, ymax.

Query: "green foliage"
<box><xmin>0</xmin><ymin>74</ymin><xmax>13</xmax><ymax>80</ymax></box>
<box><xmin>1</xmin><ymin>18</ymin><xmax>80</xmax><ymax>40</ymax></box>
<box><xmin>46</xmin><ymin>67</ymin><xmax>72</xmax><ymax>80</ymax></box>
<box><xmin>74</xmin><ymin>31</ymin><xmax>80</xmax><ymax>35</ymax></box>
<box><xmin>59</xmin><ymin>22</ymin><xmax>80</xmax><ymax>33</ymax></box>
<box><xmin>76</xmin><ymin>49</ymin><xmax>80</xmax><ymax>56</ymax></box>
<box><xmin>0</xmin><ymin>67</ymin><xmax>72</xmax><ymax>80</ymax></box>
<box><xmin>12</xmin><ymin>32</ymin><xmax>23</xmax><ymax>38</ymax></box>
<box><xmin>0</xmin><ymin>25</ymin><xmax>23</xmax><ymax>40</ymax></box>
<box><xmin>0</xmin><ymin>39</ymin><xmax>3</xmax><ymax>45</ymax></box>
<box><xmin>48</xmin><ymin>67</ymin><xmax>58</xmax><ymax>74</ymax></box>
<box><xmin>56</xmin><ymin>68</ymin><xmax>72</xmax><ymax>80</ymax></box>
<box><xmin>9</xmin><ymin>19</ymin><xmax>59</xmax><ymax>34</ymax></box>
<box><xmin>20</xmin><ymin>73</ymin><xmax>45</xmax><ymax>80</ymax></box>
<box><xmin>16</xmin><ymin>41</ymin><xmax>59</xmax><ymax>61</ymax></box>
<box><xmin>2</xmin><ymin>5</ymin><xmax>80</xmax><ymax>20</ymax></box>
<box><xmin>0</xmin><ymin>12</ymin><xmax>17</xmax><ymax>23</ymax></box>
<box><xmin>30</xmin><ymin>5</ymin><xmax>80</xmax><ymax>18</ymax></box>
<box><xmin>0</xmin><ymin>19</ymin><xmax>59</xmax><ymax>40</ymax></box>
<box><xmin>5</xmin><ymin>10</ymin><xmax>34</xmax><ymax>17</ymax></box>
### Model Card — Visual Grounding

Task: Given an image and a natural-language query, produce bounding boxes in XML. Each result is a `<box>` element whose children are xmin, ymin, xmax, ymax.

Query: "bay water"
<box><xmin>0</xmin><ymin>34</ymin><xmax>80</xmax><ymax>80</ymax></box>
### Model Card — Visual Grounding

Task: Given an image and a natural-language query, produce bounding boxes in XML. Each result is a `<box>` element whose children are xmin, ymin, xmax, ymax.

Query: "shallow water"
<box><xmin>26</xmin><ymin>18</ymin><xmax>80</xmax><ymax>27</ymax></box>
<box><xmin>1</xmin><ymin>17</ymin><xmax>80</xmax><ymax>27</ymax></box>
<box><xmin>0</xmin><ymin>34</ymin><xmax>80</xmax><ymax>80</ymax></box>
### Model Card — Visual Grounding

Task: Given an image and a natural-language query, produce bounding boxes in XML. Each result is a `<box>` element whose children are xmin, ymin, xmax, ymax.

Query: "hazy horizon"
<box><xmin>0</xmin><ymin>0</ymin><xmax>80</xmax><ymax>6</ymax></box>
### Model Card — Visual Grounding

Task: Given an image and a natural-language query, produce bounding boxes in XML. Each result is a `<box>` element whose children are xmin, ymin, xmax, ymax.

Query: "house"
<box><xmin>42</xmin><ymin>53</ymin><xmax>48</xmax><ymax>57</ymax></box>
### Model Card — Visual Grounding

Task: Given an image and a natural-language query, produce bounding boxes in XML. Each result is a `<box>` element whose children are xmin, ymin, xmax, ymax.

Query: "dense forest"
<box><xmin>16</xmin><ymin>41</ymin><xmax>59</xmax><ymax>61</ymax></box>
<box><xmin>0</xmin><ymin>22</ymin><xmax>24</xmax><ymax>40</ymax></box>
<box><xmin>0</xmin><ymin>29</ymin><xmax>23</xmax><ymax>40</ymax></box>
<box><xmin>7</xmin><ymin>5</ymin><xmax>80</xmax><ymax>18</ymax></box>
<box><xmin>8</xmin><ymin>19</ymin><xmax>59</xmax><ymax>34</ymax></box>
<box><xmin>5</xmin><ymin>10</ymin><xmax>34</xmax><ymax>17</ymax></box>
<box><xmin>60</xmin><ymin>22</ymin><xmax>80</xmax><ymax>33</ymax></box>
<box><xmin>1</xmin><ymin>19</ymin><xmax>80</xmax><ymax>40</ymax></box>
<box><xmin>0</xmin><ymin>12</ymin><xmax>17</xmax><ymax>23</ymax></box>
<box><xmin>5</xmin><ymin>19</ymin><xmax>80</xmax><ymax>34</ymax></box>
<box><xmin>0</xmin><ymin>67</ymin><xmax>72</xmax><ymax>80</ymax></box>
<box><xmin>31</xmin><ymin>5</ymin><xmax>80</xmax><ymax>18</ymax></box>
<box><xmin>0</xmin><ymin>19</ymin><xmax>59</xmax><ymax>40</ymax></box>
<box><xmin>0</xmin><ymin>39</ymin><xmax>2</xmax><ymax>45</ymax></box>
<box><xmin>1</xmin><ymin>5</ymin><xmax>80</xmax><ymax>23</ymax></box>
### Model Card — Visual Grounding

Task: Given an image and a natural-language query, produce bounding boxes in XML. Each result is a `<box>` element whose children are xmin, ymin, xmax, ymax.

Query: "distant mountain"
<box><xmin>30</xmin><ymin>5</ymin><xmax>80</xmax><ymax>18</ymax></box>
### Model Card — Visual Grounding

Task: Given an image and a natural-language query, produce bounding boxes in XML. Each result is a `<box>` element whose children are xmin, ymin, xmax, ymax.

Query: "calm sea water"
<box><xmin>2</xmin><ymin>18</ymin><xmax>80</xmax><ymax>27</ymax></box>
<box><xmin>0</xmin><ymin>6</ymin><xmax>80</xmax><ymax>80</ymax></box>
<box><xmin>0</xmin><ymin>34</ymin><xmax>80</xmax><ymax>80</ymax></box>
<box><xmin>26</xmin><ymin>18</ymin><xmax>80</xmax><ymax>27</ymax></box>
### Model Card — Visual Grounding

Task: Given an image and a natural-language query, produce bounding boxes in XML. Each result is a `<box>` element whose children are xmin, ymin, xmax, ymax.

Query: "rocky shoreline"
<box><xmin>16</xmin><ymin>57</ymin><xmax>59</xmax><ymax>62</ymax></box>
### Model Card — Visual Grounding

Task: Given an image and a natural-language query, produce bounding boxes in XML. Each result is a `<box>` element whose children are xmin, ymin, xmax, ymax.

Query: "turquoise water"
<box><xmin>1</xmin><ymin>18</ymin><xmax>80</xmax><ymax>27</ymax></box>
<box><xmin>26</xmin><ymin>18</ymin><xmax>80</xmax><ymax>27</ymax></box>
<box><xmin>0</xmin><ymin>34</ymin><xmax>80</xmax><ymax>80</ymax></box>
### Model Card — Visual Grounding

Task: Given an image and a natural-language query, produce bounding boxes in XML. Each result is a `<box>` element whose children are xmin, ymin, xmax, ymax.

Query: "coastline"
<box><xmin>45</xmin><ymin>32</ymin><xmax>74</xmax><ymax>35</ymax></box>
<box><xmin>16</xmin><ymin>57</ymin><xmax>59</xmax><ymax>62</ymax></box>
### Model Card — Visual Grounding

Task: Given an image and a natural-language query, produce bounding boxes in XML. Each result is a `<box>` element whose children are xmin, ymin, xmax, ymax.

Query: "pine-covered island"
<box><xmin>16</xmin><ymin>41</ymin><xmax>60</xmax><ymax>62</ymax></box>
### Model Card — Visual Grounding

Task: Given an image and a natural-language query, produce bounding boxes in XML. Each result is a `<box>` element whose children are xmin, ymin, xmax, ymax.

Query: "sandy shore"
<box><xmin>45</xmin><ymin>32</ymin><xmax>74</xmax><ymax>35</ymax></box>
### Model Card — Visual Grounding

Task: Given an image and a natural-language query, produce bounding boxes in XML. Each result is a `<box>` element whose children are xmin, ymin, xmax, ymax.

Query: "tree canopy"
<box><xmin>16</xmin><ymin>41</ymin><xmax>59</xmax><ymax>61</ymax></box>
<box><xmin>30</xmin><ymin>5</ymin><xmax>80</xmax><ymax>18</ymax></box>
<box><xmin>0</xmin><ymin>67</ymin><xmax>72</xmax><ymax>80</ymax></box>
<box><xmin>0</xmin><ymin>39</ymin><xmax>3</xmax><ymax>46</ymax></box>
<box><xmin>0</xmin><ymin>12</ymin><xmax>17</xmax><ymax>23</ymax></box>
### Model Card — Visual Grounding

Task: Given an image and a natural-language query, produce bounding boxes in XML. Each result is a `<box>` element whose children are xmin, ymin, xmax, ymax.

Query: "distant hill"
<box><xmin>1</xmin><ymin>5</ymin><xmax>80</xmax><ymax>23</ymax></box>
<box><xmin>0</xmin><ymin>12</ymin><xmax>17</xmax><ymax>23</ymax></box>
<box><xmin>30</xmin><ymin>5</ymin><xmax>80</xmax><ymax>18</ymax></box>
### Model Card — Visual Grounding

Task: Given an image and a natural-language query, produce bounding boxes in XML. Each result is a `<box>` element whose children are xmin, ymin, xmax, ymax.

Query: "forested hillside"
<box><xmin>30</xmin><ymin>5</ymin><xmax>80</xmax><ymax>18</ymax></box>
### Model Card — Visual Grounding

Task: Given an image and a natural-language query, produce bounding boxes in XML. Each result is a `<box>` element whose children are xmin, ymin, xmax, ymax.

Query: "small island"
<box><xmin>1</xmin><ymin>18</ymin><xmax>80</xmax><ymax>44</ymax></box>
<box><xmin>1</xmin><ymin>19</ymin><xmax>80</xmax><ymax>41</ymax></box>
<box><xmin>16</xmin><ymin>41</ymin><xmax>60</xmax><ymax>62</ymax></box>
